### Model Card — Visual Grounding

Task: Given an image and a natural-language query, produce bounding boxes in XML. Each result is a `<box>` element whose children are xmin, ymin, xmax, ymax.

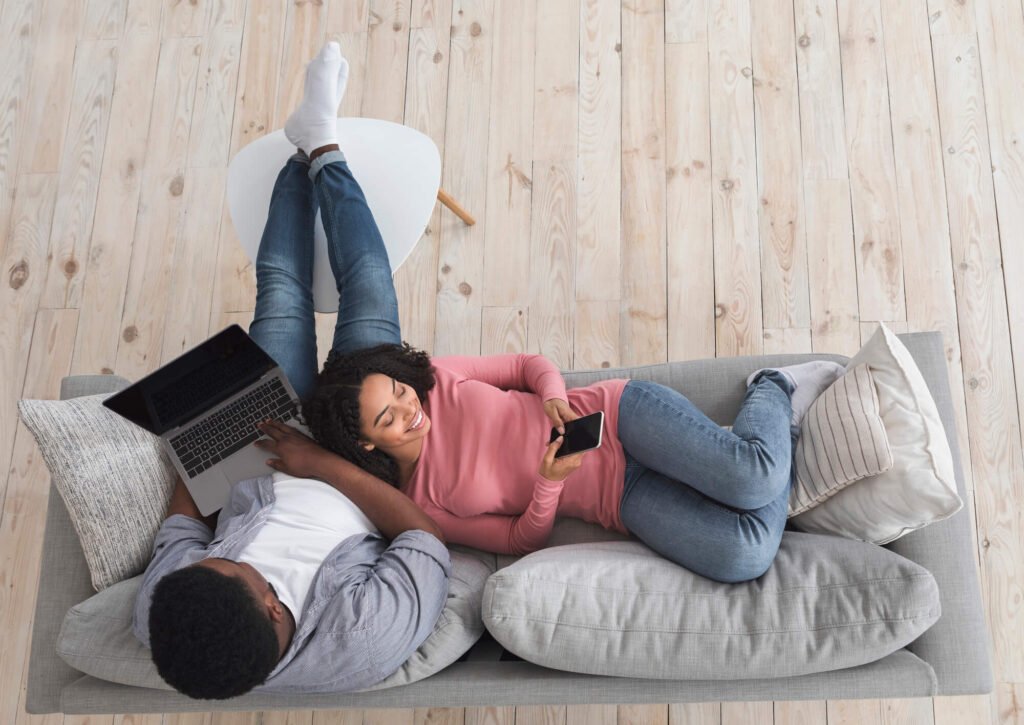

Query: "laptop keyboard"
<box><xmin>169</xmin><ymin>377</ymin><xmax>298</xmax><ymax>479</ymax></box>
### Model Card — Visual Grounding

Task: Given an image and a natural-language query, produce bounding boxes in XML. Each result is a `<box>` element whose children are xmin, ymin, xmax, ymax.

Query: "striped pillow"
<box><xmin>789</xmin><ymin>364</ymin><xmax>893</xmax><ymax>516</ymax></box>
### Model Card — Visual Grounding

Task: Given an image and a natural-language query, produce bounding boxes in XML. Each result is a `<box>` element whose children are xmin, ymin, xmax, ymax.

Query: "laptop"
<box><xmin>103</xmin><ymin>324</ymin><xmax>311</xmax><ymax>516</ymax></box>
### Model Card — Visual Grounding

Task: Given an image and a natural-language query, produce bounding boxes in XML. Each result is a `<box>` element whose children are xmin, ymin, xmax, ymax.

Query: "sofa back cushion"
<box><xmin>482</xmin><ymin>533</ymin><xmax>940</xmax><ymax>680</ymax></box>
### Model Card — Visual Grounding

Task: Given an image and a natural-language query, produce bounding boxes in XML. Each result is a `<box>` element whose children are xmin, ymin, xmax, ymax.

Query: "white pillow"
<box><xmin>790</xmin><ymin>324</ymin><xmax>962</xmax><ymax>543</ymax></box>
<box><xmin>18</xmin><ymin>394</ymin><xmax>176</xmax><ymax>590</ymax></box>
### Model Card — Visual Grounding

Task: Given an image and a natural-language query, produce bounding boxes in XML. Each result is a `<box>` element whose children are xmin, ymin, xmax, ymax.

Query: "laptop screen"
<box><xmin>103</xmin><ymin>325</ymin><xmax>277</xmax><ymax>436</ymax></box>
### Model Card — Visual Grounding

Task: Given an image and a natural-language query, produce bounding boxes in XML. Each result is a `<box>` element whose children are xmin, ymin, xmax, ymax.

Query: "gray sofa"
<box><xmin>26</xmin><ymin>332</ymin><xmax>993</xmax><ymax>714</ymax></box>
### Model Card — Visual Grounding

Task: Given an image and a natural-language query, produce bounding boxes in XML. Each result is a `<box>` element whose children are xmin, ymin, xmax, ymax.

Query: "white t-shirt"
<box><xmin>237</xmin><ymin>473</ymin><xmax>378</xmax><ymax>622</ymax></box>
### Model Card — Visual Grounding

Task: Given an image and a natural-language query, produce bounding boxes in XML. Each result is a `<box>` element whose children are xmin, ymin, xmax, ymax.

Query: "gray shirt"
<box><xmin>132</xmin><ymin>475</ymin><xmax>451</xmax><ymax>694</ymax></box>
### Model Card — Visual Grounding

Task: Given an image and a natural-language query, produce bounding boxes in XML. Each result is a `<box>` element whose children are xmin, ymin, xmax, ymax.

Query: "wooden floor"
<box><xmin>1</xmin><ymin>0</ymin><xmax>1022</xmax><ymax>723</ymax></box>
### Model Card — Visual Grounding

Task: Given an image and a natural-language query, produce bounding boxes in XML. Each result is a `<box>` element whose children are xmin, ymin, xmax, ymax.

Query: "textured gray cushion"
<box><xmin>18</xmin><ymin>394</ymin><xmax>176</xmax><ymax>591</ymax></box>
<box><xmin>57</xmin><ymin>547</ymin><xmax>495</xmax><ymax>692</ymax></box>
<box><xmin>482</xmin><ymin>533</ymin><xmax>941</xmax><ymax>680</ymax></box>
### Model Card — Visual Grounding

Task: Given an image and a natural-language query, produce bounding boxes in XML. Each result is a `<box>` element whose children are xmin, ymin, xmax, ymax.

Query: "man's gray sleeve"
<box><xmin>131</xmin><ymin>514</ymin><xmax>214</xmax><ymax>647</ymax></box>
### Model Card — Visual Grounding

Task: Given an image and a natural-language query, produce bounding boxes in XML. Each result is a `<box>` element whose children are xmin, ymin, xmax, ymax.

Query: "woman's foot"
<box><xmin>284</xmin><ymin>42</ymin><xmax>350</xmax><ymax>155</ymax></box>
<box><xmin>746</xmin><ymin>361</ymin><xmax>846</xmax><ymax>427</ymax></box>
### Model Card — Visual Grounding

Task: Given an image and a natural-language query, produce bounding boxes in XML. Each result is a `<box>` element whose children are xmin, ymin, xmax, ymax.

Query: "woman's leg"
<box><xmin>308</xmin><ymin>151</ymin><xmax>402</xmax><ymax>356</ymax></box>
<box><xmin>617</xmin><ymin>373</ymin><xmax>796</xmax><ymax>512</ymax></box>
<box><xmin>249</xmin><ymin>156</ymin><xmax>319</xmax><ymax>400</ymax></box>
<box><xmin>618</xmin><ymin>452</ymin><xmax>790</xmax><ymax>582</ymax></box>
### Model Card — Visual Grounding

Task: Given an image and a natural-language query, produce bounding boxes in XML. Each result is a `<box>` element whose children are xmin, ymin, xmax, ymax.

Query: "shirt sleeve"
<box><xmin>131</xmin><ymin>514</ymin><xmax>213</xmax><ymax>648</ymax></box>
<box><xmin>422</xmin><ymin>476</ymin><xmax>565</xmax><ymax>555</ymax></box>
<box><xmin>329</xmin><ymin>530</ymin><xmax>453</xmax><ymax>685</ymax></box>
<box><xmin>434</xmin><ymin>354</ymin><xmax>568</xmax><ymax>402</ymax></box>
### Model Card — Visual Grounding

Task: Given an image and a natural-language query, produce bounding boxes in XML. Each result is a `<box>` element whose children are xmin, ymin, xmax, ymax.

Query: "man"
<box><xmin>132</xmin><ymin>42</ymin><xmax>449</xmax><ymax>699</ymax></box>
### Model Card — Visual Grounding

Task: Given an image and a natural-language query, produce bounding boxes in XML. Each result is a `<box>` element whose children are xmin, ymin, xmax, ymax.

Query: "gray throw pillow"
<box><xmin>18</xmin><ymin>394</ymin><xmax>176</xmax><ymax>591</ymax></box>
<box><xmin>482</xmin><ymin>534</ymin><xmax>940</xmax><ymax>680</ymax></box>
<box><xmin>58</xmin><ymin>547</ymin><xmax>494</xmax><ymax>692</ymax></box>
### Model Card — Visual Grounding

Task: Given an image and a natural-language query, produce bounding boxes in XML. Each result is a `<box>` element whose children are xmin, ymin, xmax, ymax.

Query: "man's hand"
<box><xmin>255</xmin><ymin>419</ymin><xmax>336</xmax><ymax>479</ymax></box>
<box><xmin>543</xmin><ymin>398</ymin><xmax>579</xmax><ymax>436</ymax></box>
<box><xmin>538</xmin><ymin>435</ymin><xmax>586</xmax><ymax>482</ymax></box>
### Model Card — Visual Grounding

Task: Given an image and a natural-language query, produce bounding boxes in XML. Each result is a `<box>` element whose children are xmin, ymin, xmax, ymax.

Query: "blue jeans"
<box><xmin>249</xmin><ymin>154</ymin><xmax>402</xmax><ymax>400</ymax></box>
<box><xmin>617</xmin><ymin>373</ymin><xmax>797</xmax><ymax>583</ymax></box>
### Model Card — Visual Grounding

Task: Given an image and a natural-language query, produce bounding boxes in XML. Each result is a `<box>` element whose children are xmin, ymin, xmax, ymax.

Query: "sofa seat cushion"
<box><xmin>482</xmin><ymin>533</ymin><xmax>941</xmax><ymax>680</ymax></box>
<box><xmin>58</xmin><ymin>547</ymin><xmax>495</xmax><ymax>692</ymax></box>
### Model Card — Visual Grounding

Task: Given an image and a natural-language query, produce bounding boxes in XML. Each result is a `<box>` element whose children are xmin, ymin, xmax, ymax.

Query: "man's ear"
<box><xmin>265</xmin><ymin>592</ymin><xmax>286</xmax><ymax>623</ymax></box>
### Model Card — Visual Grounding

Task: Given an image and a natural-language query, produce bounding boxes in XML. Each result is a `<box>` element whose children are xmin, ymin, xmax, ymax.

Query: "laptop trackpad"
<box><xmin>222</xmin><ymin>443</ymin><xmax>276</xmax><ymax>482</ymax></box>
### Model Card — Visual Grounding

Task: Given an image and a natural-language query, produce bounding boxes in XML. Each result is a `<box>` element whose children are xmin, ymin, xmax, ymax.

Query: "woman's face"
<box><xmin>357</xmin><ymin>373</ymin><xmax>431</xmax><ymax>453</ymax></box>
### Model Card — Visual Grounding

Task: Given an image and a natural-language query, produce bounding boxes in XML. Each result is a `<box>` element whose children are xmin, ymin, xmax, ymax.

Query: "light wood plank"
<box><xmin>976</xmin><ymin>0</ymin><xmax>1024</xmax><ymax>516</ymax></box>
<box><xmin>880</xmin><ymin>698</ymin><xmax>934</xmax><ymax>725</ymax></box>
<box><xmin>618</xmin><ymin>705</ymin><xmax>667</xmax><ymax>725</ymax></box>
<box><xmin>665</xmin><ymin>0</ymin><xmax>707</xmax><ymax>43</ymax></box>
<box><xmin>187</xmin><ymin>2</ymin><xmax>245</xmax><ymax>167</ymax></box>
<box><xmin>667</xmin><ymin>703</ymin><xmax>720</xmax><ymax>725</ymax></box>
<box><xmin>261</xmin><ymin>711</ymin><xmax>314</xmax><ymax>725</ymax></box>
<box><xmin>161</xmin><ymin>167</ymin><xmax>225</xmax><ymax>362</ymax></box>
<box><xmin>763</xmin><ymin>327</ymin><xmax>811</xmax><ymax>353</ymax></box>
<box><xmin>273</xmin><ymin>0</ymin><xmax>327</xmax><ymax>130</ymax></box>
<box><xmin>312</xmin><ymin>710</ymin><xmax>364</xmax><ymax>725</ymax></box>
<box><xmin>432</xmin><ymin>0</ymin><xmax>494</xmax><ymax>357</ymax></box>
<box><xmin>515</xmin><ymin>706</ymin><xmax>565</xmax><ymax>725</ymax></box>
<box><xmin>665</xmin><ymin>40</ymin><xmax>714</xmax><ymax>361</ymax></box>
<box><xmin>620</xmin><ymin>0</ymin><xmax>667</xmax><ymax>365</ymax></box>
<box><xmin>164</xmin><ymin>714</ymin><xmax>210</xmax><ymax>725</ymax></box>
<box><xmin>18</xmin><ymin>0</ymin><xmax>85</xmax><ymax>174</ymax></box>
<box><xmin>413</xmin><ymin>707</ymin><xmax>464</xmax><ymax>725</ymax></box>
<box><xmin>721</xmin><ymin>701</ymin><xmax>772</xmax><ymax>725</ymax></box>
<box><xmin>1</xmin><ymin>307</ymin><xmax>78</xmax><ymax>725</ymax></box>
<box><xmin>773</xmin><ymin>700</ymin><xmax>826</xmax><ymax>725</ymax></box>
<box><xmin>805</xmin><ymin>179</ymin><xmax>860</xmax><ymax>355</ymax></box>
<box><xmin>395</xmin><ymin>0</ymin><xmax>453</xmax><ymax>351</ymax></box>
<box><xmin>229</xmin><ymin>0</ymin><xmax>287</xmax><ymax>156</ymax></box>
<box><xmin>480</xmin><ymin>0</ymin><xmax>535</xmax><ymax>308</ymax></box>
<box><xmin>752</xmin><ymin>0</ymin><xmax>810</xmax><ymax>329</ymax></box>
<box><xmin>996</xmin><ymin>682</ymin><xmax>1024</xmax><ymax>725</ymax></box>
<box><xmin>932</xmin><ymin>694</ymin><xmax>991</xmax><ymax>725</ymax></box>
<box><xmin>124</xmin><ymin>0</ymin><xmax>163</xmax><ymax>34</ymax></box>
<box><xmin>0</xmin><ymin>0</ymin><xmax>38</xmax><ymax>241</ymax></box>
<box><xmin>527</xmin><ymin>160</ymin><xmax>576</xmax><ymax>369</ymax></box>
<box><xmin>827</xmin><ymin>700</ymin><xmax>882</xmax><ymax>725</ymax></box>
<box><xmin>709</xmin><ymin>0</ymin><xmax>761</xmax><ymax>357</ymax></box>
<box><xmin>566</xmin><ymin>706</ymin><xmax>615</xmax><ymax>725</ymax></box>
<box><xmin>932</xmin><ymin>28</ymin><xmax>1024</xmax><ymax>684</ymax></box>
<box><xmin>481</xmin><ymin>306</ymin><xmax>528</xmax><ymax>355</ymax></box>
<box><xmin>81</xmin><ymin>0</ymin><xmax>127</xmax><ymax>39</ymax></box>
<box><xmin>926</xmin><ymin>0</ymin><xmax>977</xmax><ymax>36</ymax></box>
<box><xmin>163</xmin><ymin>0</ymin><xmax>213</xmax><ymax>38</ymax></box>
<box><xmin>576</xmin><ymin>0</ymin><xmax>621</xmax><ymax>307</ymax></box>
<box><xmin>466</xmin><ymin>708</ymin><xmax>515</xmax><ymax>725</ymax></box>
<box><xmin>39</xmin><ymin>38</ymin><xmax>118</xmax><ymax>309</ymax></box>
<box><xmin>533</xmin><ymin>0</ymin><xmax>579</xmax><ymax>162</ymax></box>
<box><xmin>0</xmin><ymin>174</ymin><xmax>58</xmax><ymax>510</ymax></box>
<box><xmin>835</xmin><ymin>0</ymin><xmax>906</xmax><ymax>322</ymax></box>
<box><xmin>363</xmin><ymin>0</ymin><xmax>412</xmax><ymax>124</ymax></box>
<box><xmin>114</xmin><ymin>714</ymin><xmax>166</xmax><ymax>725</ymax></box>
<box><xmin>574</xmin><ymin>298</ymin><xmax>619</xmax><ymax>370</ymax></box>
<box><xmin>71</xmin><ymin>31</ymin><xmax>161</xmax><ymax>375</ymax></box>
<box><xmin>793</xmin><ymin>0</ymin><xmax>850</xmax><ymax>181</ymax></box>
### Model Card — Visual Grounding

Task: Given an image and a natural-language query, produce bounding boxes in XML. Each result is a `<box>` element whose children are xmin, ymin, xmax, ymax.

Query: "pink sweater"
<box><xmin>400</xmin><ymin>354</ymin><xmax>629</xmax><ymax>555</ymax></box>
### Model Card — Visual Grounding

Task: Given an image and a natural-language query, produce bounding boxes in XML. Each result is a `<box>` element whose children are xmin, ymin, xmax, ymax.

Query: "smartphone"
<box><xmin>549</xmin><ymin>411</ymin><xmax>605</xmax><ymax>458</ymax></box>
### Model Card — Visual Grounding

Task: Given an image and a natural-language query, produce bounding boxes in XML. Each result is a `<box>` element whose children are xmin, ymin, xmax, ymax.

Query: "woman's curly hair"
<box><xmin>302</xmin><ymin>342</ymin><xmax>436</xmax><ymax>486</ymax></box>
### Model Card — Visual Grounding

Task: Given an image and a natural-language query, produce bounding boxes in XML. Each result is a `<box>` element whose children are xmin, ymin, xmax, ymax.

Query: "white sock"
<box><xmin>284</xmin><ymin>42</ymin><xmax>349</xmax><ymax>155</ymax></box>
<box><xmin>746</xmin><ymin>361</ymin><xmax>847</xmax><ymax>427</ymax></box>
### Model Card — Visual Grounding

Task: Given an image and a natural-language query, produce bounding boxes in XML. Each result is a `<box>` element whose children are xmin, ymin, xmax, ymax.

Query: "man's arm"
<box><xmin>255</xmin><ymin>420</ymin><xmax>444</xmax><ymax>542</ymax></box>
<box><xmin>166</xmin><ymin>475</ymin><xmax>218</xmax><ymax>531</ymax></box>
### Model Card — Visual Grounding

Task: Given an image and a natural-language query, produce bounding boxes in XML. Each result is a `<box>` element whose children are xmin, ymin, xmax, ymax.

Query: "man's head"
<box><xmin>148</xmin><ymin>559</ymin><xmax>296</xmax><ymax>699</ymax></box>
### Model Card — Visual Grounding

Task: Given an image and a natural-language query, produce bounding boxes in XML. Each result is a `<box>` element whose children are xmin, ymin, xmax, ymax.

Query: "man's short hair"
<box><xmin>149</xmin><ymin>565</ymin><xmax>280</xmax><ymax>699</ymax></box>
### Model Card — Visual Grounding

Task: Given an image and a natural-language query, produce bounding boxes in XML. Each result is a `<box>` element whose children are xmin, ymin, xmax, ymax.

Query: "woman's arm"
<box><xmin>436</xmin><ymin>354</ymin><xmax>568</xmax><ymax>401</ymax></box>
<box><xmin>255</xmin><ymin>420</ymin><xmax>445</xmax><ymax>542</ymax></box>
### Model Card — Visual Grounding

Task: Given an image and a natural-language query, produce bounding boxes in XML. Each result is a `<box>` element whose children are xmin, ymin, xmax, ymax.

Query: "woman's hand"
<box><xmin>255</xmin><ymin>419</ymin><xmax>335</xmax><ymax>479</ymax></box>
<box><xmin>538</xmin><ymin>435</ymin><xmax>586</xmax><ymax>482</ymax></box>
<box><xmin>543</xmin><ymin>398</ymin><xmax>579</xmax><ymax>435</ymax></box>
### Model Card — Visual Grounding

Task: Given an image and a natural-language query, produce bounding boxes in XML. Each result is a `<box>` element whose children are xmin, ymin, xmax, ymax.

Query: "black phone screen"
<box><xmin>550</xmin><ymin>411</ymin><xmax>604</xmax><ymax>458</ymax></box>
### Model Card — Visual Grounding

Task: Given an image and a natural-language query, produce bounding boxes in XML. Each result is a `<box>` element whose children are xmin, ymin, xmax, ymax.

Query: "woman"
<box><xmin>262</xmin><ymin>49</ymin><xmax>845</xmax><ymax>585</ymax></box>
